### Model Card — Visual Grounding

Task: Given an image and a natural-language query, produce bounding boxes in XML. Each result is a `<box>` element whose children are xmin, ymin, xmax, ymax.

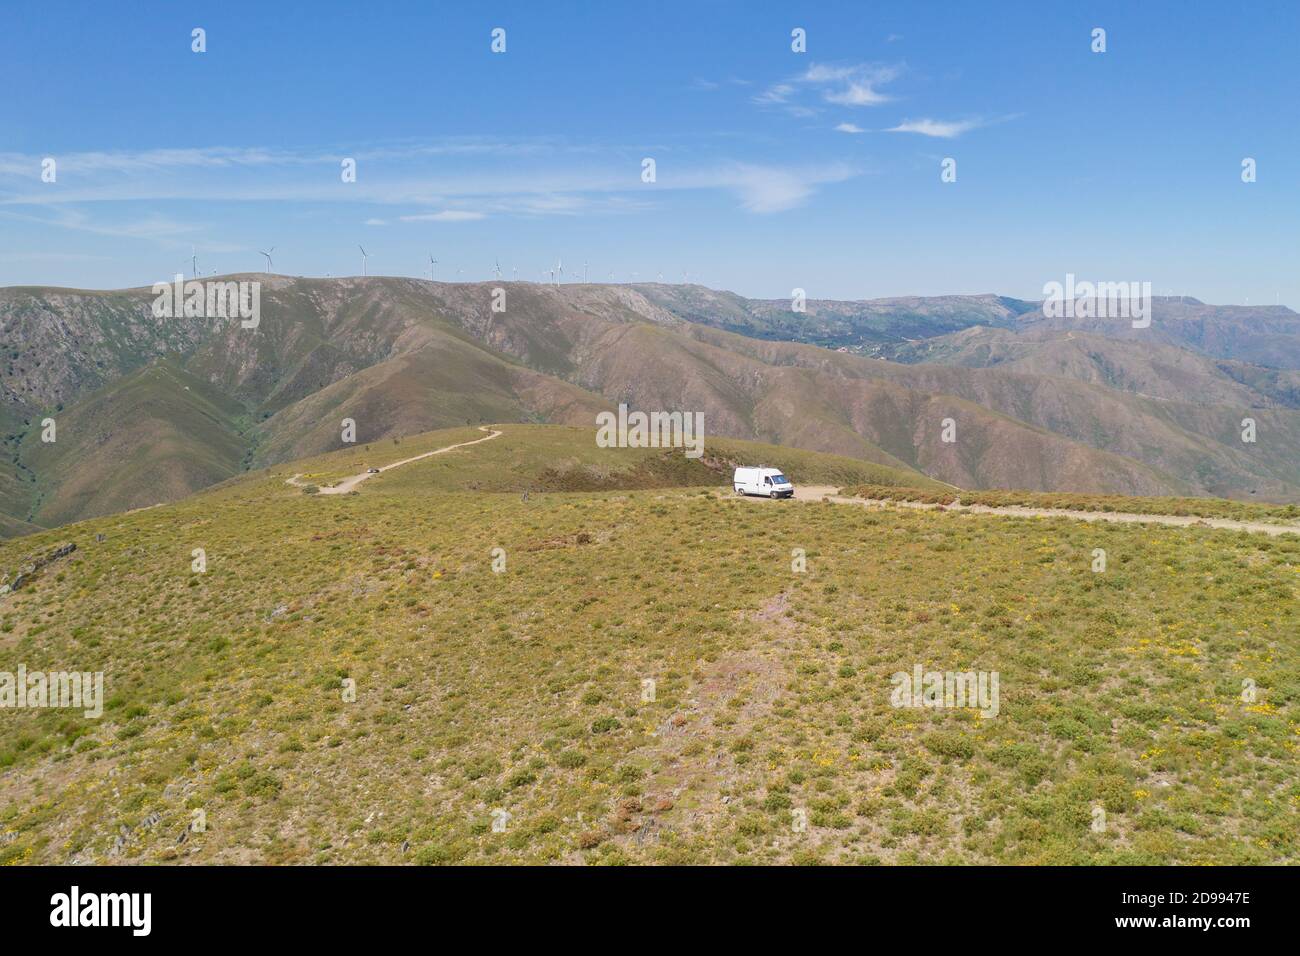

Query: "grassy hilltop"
<box><xmin>1</xmin><ymin>425</ymin><xmax>1297</xmax><ymax>865</ymax></box>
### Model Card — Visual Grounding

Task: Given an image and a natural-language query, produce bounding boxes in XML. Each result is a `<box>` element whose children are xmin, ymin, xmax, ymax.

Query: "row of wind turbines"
<box><xmin>183</xmin><ymin>245</ymin><xmax>693</xmax><ymax>286</ymax></box>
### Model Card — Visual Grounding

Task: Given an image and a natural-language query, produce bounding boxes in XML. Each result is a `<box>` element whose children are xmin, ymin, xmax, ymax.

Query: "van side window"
<box><xmin>764</xmin><ymin>476</ymin><xmax>771</xmax><ymax>485</ymax></box>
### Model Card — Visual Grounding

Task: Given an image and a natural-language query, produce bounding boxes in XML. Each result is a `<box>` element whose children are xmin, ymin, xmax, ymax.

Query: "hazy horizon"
<box><xmin>2</xmin><ymin>271</ymin><xmax>1291</xmax><ymax>313</ymax></box>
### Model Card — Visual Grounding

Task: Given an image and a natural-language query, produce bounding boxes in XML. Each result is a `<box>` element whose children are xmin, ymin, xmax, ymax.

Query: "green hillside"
<box><xmin>1</xmin><ymin>424</ymin><xmax>1295</xmax><ymax>865</ymax></box>
<box><xmin>270</xmin><ymin>424</ymin><xmax>947</xmax><ymax>494</ymax></box>
<box><xmin>0</xmin><ymin>451</ymin><xmax>37</xmax><ymax>530</ymax></box>
<box><xmin>19</xmin><ymin>359</ymin><xmax>251</xmax><ymax>528</ymax></box>
<box><xmin>0</xmin><ymin>511</ymin><xmax>41</xmax><ymax>538</ymax></box>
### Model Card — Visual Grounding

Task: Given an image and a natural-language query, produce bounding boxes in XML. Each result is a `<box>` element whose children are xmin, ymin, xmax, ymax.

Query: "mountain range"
<box><xmin>3</xmin><ymin>276</ymin><xmax>1299</xmax><ymax>534</ymax></box>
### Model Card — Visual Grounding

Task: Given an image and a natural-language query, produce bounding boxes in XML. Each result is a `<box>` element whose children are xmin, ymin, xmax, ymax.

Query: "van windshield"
<box><xmin>772</xmin><ymin>474</ymin><xmax>789</xmax><ymax>484</ymax></box>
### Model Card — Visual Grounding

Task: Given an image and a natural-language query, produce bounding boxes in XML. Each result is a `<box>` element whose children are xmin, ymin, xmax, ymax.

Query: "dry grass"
<box><xmin>1</xmin><ymin>427</ymin><xmax>1297</xmax><ymax>865</ymax></box>
<box><xmin>843</xmin><ymin>484</ymin><xmax>1300</xmax><ymax>525</ymax></box>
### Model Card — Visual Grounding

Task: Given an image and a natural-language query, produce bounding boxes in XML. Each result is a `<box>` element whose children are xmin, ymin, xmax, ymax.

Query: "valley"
<box><xmin>4</xmin><ymin>278</ymin><xmax>1300</xmax><ymax>537</ymax></box>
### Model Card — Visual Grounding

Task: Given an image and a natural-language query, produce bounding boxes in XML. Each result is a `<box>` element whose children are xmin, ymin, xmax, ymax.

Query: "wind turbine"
<box><xmin>191</xmin><ymin>246</ymin><xmax>198</xmax><ymax>280</ymax></box>
<box><xmin>511</xmin><ymin>265</ymin><xmax>517</xmax><ymax>279</ymax></box>
<box><xmin>657</xmin><ymin>270</ymin><xmax>664</xmax><ymax>282</ymax></box>
<box><xmin>583</xmin><ymin>260</ymin><xmax>589</xmax><ymax>283</ymax></box>
<box><xmin>494</xmin><ymin>259</ymin><xmax>502</xmax><ymax>280</ymax></box>
<box><xmin>428</xmin><ymin>254</ymin><xmax>438</xmax><ymax>281</ymax></box>
<box><xmin>260</xmin><ymin>247</ymin><xmax>275</xmax><ymax>273</ymax></box>
<box><xmin>358</xmin><ymin>245</ymin><xmax>369</xmax><ymax>277</ymax></box>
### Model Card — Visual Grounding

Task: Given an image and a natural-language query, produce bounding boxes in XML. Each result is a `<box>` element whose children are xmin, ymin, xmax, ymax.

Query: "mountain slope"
<box><xmin>1013</xmin><ymin>299</ymin><xmax>1300</xmax><ymax>368</ymax></box>
<box><xmin>630</xmin><ymin>285</ymin><xmax>1038</xmax><ymax>349</ymax></box>
<box><xmin>4</xmin><ymin>276</ymin><xmax>1300</xmax><ymax>533</ymax></box>
<box><xmin>249</xmin><ymin>338</ymin><xmax>608</xmax><ymax>466</ymax></box>
<box><xmin>883</xmin><ymin>326</ymin><xmax>1300</xmax><ymax>408</ymax></box>
<box><xmin>19</xmin><ymin>359</ymin><xmax>250</xmax><ymax>528</ymax></box>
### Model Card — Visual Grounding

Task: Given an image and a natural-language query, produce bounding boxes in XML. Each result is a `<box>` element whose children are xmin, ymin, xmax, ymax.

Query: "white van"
<box><xmin>733</xmin><ymin>466</ymin><xmax>794</xmax><ymax>499</ymax></box>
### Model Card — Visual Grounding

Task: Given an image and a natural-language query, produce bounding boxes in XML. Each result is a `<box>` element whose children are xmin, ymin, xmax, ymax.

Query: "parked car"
<box><xmin>733</xmin><ymin>466</ymin><xmax>794</xmax><ymax>499</ymax></box>
<box><xmin>367</xmin><ymin>467</ymin><xmax>380</xmax><ymax>474</ymax></box>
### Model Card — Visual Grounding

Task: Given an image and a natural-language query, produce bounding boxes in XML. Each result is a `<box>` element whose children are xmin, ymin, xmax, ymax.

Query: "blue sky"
<box><xmin>2</xmin><ymin>0</ymin><xmax>1296</xmax><ymax>304</ymax></box>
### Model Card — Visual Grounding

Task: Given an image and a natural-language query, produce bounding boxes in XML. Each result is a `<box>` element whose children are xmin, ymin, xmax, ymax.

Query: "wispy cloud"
<box><xmin>702</xmin><ymin>162</ymin><xmax>859</xmax><ymax>213</ymax></box>
<box><xmin>753</xmin><ymin>82</ymin><xmax>795</xmax><ymax>105</ymax></box>
<box><xmin>398</xmin><ymin>210</ymin><xmax>486</xmax><ymax>222</ymax></box>
<box><xmin>0</xmin><ymin>147</ymin><xmax>303</xmax><ymax>178</ymax></box>
<box><xmin>885</xmin><ymin>116</ymin><xmax>1014</xmax><ymax>138</ymax></box>
<box><xmin>834</xmin><ymin>123</ymin><xmax>866</xmax><ymax>134</ymax></box>
<box><xmin>691</xmin><ymin>76</ymin><xmax>750</xmax><ymax>91</ymax></box>
<box><xmin>755</xmin><ymin>62</ymin><xmax>902</xmax><ymax>114</ymax></box>
<box><xmin>825</xmin><ymin>83</ymin><xmax>891</xmax><ymax>106</ymax></box>
<box><xmin>0</xmin><ymin>206</ymin><xmax>205</xmax><ymax>242</ymax></box>
<box><xmin>0</xmin><ymin>138</ymin><xmax>617</xmax><ymax>192</ymax></box>
<box><xmin>0</xmin><ymin>141</ymin><xmax>859</xmax><ymax>236</ymax></box>
<box><xmin>820</xmin><ymin>65</ymin><xmax>900</xmax><ymax>106</ymax></box>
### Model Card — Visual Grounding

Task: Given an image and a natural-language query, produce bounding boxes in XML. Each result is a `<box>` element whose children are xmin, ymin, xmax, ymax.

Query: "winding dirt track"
<box><xmin>286</xmin><ymin>426</ymin><xmax>502</xmax><ymax>495</ymax></box>
<box><xmin>283</xmin><ymin>427</ymin><xmax>1296</xmax><ymax>536</ymax></box>
<box><xmin>779</xmin><ymin>485</ymin><xmax>1300</xmax><ymax>537</ymax></box>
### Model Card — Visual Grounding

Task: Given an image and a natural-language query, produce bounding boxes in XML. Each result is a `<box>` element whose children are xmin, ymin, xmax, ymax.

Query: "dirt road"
<box><xmin>287</xmin><ymin>426</ymin><xmax>502</xmax><ymax>495</ymax></box>
<box><xmin>285</xmin><ymin>430</ymin><xmax>1296</xmax><ymax>536</ymax></box>
<box><xmin>738</xmin><ymin>484</ymin><xmax>1300</xmax><ymax>537</ymax></box>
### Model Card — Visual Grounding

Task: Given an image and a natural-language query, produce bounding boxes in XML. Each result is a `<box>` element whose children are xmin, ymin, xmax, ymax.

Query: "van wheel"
<box><xmin>770</xmin><ymin>490</ymin><xmax>779</xmax><ymax>499</ymax></box>
<box><xmin>734</xmin><ymin>486</ymin><xmax>743</xmax><ymax>495</ymax></box>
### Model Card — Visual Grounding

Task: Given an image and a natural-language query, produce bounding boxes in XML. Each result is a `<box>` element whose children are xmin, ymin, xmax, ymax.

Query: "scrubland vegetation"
<box><xmin>844</xmin><ymin>484</ymin><xmax>1300</xmax><ymax>525</ymax></box>
<box><xmin>1</xmin><ymin>427</ymin><xmax>1296</xmax><ymax>865</ymax></box>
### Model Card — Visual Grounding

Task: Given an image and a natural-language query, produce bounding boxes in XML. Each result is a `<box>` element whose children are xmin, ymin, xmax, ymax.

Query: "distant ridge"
<box><xmin>3</xmin><ymin>276</ymin><xmax>1299</xmax><ymax>532</ymax></box>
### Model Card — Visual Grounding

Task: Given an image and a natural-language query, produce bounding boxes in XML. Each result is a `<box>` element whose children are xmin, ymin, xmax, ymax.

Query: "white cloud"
<box><xmin>0</xmin><ymin>147</ymin><xmax>301</xmax><ymax>178</ymax></box>
<box><xmin>885</xmin><ymin>117</ymin><xmax>988</xmax><ymax>138</ymax></box>
<box><xmin>692</xmin><ymin>76</ymin><xmax>750</xmax><ymax>91</ymax></box>
<box><xmin>398</xmin><ymin>210</ymin><xmax>486</xmax><ymax>222</ymax></box>
<box><xmin>0</xmin><ymin>140</ymin><xmax>863</xmax><ymax>228</ymax></box>
<box><xmin>0</xmin><ymin>207</ymin><xmax>202</xmax><ymax>242</ymax></box>
<box><xmin>834</xmin><ymin>123</ymin><xmax>866</xmax><ymax>134</ymax></box>
<box><xmin>755</xmin><ymin>62</ymin><xmax>901</xmax><ymax>115</ymax></box>
<box><xmin>710</xmin><ymin>162</ymin><xmax>859</xmax><ymax>213</ymax></box>
<box><xmin>753</xmin><ymin>83</ymin><xmax>794</xmax><ymax>105</ymax></box>
<box><xmin>825</xmin><ymin>81</ymin><xmax>893</xmax><ymax>106</ymax></box>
